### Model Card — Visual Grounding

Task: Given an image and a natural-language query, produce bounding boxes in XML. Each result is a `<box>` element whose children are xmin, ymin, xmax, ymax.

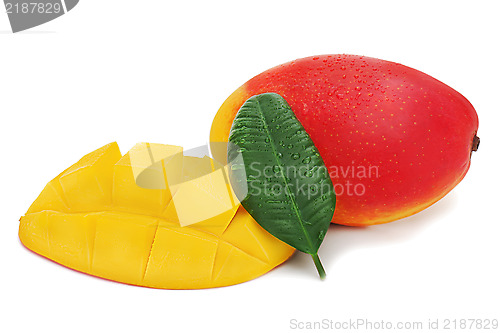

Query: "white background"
<box><xmin>1</xmin><ymin>1</ymin><xmax>499</xmax><ymax>332</ymax></box>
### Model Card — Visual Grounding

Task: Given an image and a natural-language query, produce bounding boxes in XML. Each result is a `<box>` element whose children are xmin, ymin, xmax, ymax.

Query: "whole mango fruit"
<box><xmin>211</xmin><ymin>55</ymin><xmax>479</xmax><ymax>226</ymax></box>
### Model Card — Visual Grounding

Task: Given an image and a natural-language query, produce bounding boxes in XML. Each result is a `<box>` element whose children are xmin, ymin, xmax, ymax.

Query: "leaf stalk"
<box><xmin>311</xmin><ymin>253</ymin><xmax>326</xmax><ymax>280</ymax></box>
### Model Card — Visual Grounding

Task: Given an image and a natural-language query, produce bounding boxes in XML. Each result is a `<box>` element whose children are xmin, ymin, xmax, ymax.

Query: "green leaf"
<box><xmin>227</xmin><ymin>93</ymin><xmax>336</xmax><ymax>279</ymax></box>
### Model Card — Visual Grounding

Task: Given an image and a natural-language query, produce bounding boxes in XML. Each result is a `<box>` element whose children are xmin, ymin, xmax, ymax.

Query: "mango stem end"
<box><xmin>472</xmin><ymin>135</ymin><xmax>480</xmax><ymax>152</ymax></box>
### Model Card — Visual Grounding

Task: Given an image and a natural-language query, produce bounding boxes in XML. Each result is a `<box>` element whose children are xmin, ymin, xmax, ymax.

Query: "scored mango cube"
<box><xmin>27</xmin><ymin>142</ymin><xmax>121</xmax><ymax>214</ymax></box>
<box><xmin>163</xmin><ymin>155</ymin><xmax>240</xmax><ymax>232</ymax></box>
<box><xmin>59</xmin><ymin>143</ymin><xmax>122</xmax><ymax>212</ymax></box>
<box><xmin>91</xmin><ymin>212</ymin><xmax>160</xmax><ymax>285</ymax></box>
<box><xmin>112</xmin><ymin>143</ymin><xmax>182</xmax><ymax>216</ymax></box>
<box><xmin>128</xmin><ymin>142</ymin><xmax>183</xmax><ymax>190</ymax></box>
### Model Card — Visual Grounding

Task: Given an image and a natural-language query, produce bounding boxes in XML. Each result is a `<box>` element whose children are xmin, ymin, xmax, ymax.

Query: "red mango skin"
<box><xmin>211</xmin><ymin>55</ymin><xmax>479</xmax><ymax>226</ymax></box>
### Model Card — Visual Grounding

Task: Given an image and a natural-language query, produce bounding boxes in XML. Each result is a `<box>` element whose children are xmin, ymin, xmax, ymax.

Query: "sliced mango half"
<box><xmin>19</xmin><ymin>142</ymin><xmax>294</xmax><ymax>289</ymax></box>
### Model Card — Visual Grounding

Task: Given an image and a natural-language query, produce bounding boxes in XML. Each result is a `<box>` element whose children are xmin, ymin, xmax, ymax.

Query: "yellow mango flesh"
<box><xmin>19</xmin><ymin>142</ymin><xmax>294</xmax><ymax>289</ymax></box>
